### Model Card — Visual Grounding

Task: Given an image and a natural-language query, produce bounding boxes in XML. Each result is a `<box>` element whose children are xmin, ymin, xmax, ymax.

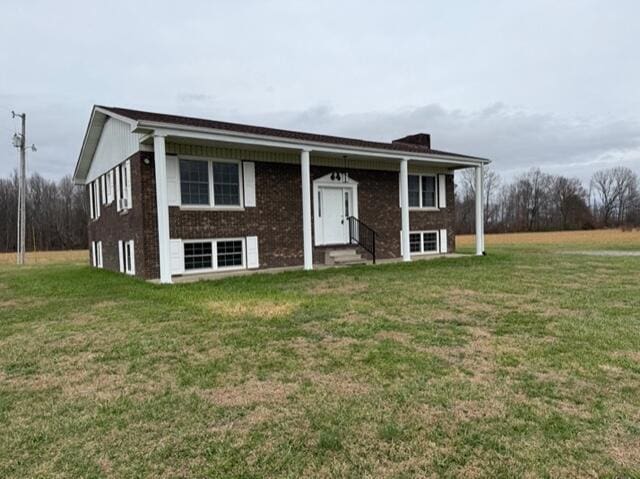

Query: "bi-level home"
<box><xmin>73</xmin><ymin>106</ymin><xmax>488</xmax><ymax>283</ymax></box>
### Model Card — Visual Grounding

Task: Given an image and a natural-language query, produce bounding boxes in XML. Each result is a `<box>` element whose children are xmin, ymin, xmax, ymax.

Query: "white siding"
<box><xmin>87</xmin><ymin>118</ymin><xmax>141</xmax><ymax>182</ymax></box>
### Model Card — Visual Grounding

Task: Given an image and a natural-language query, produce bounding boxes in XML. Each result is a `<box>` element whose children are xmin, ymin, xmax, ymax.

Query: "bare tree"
<box><xmin>0</xmin><ymin>171</ymin><xmax>88</xmax><ymax>253</ymax></box>
<box><xmin>591</xmin><ymin>168</ymin><xmax>619</xmax><ymax>226</ymax></box>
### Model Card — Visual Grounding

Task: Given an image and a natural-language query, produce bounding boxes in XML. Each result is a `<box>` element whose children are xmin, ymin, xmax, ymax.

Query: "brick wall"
<box><xmin>92</xmin><ymin>153</ymin><xmax>457</xmax><ymax>280</ymax></box>
<box><xmin>87</xmin><ymin>152</ymin><xmax>152</xmax><ymax>278</ymax></box>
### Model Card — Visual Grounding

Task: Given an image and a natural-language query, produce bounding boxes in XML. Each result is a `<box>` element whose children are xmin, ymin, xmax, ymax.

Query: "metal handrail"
<box><xmin>347</xmin><ymin>216</ymin><xmax>377</xmax><ymax>264</ymax></box>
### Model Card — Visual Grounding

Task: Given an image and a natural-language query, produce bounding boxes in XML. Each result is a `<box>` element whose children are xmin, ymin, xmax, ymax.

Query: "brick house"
<box><xmin>73</xmin><ymin>106</ymin><xmax>489</xmax><ymax>283</ymax></box>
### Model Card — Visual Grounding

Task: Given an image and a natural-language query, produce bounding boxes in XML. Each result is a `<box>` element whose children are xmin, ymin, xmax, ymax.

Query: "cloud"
<box><xmin>1</xmin><ymin>100</ymin><xmax>639</xmax><ymax>184</ymax></box>
<box><xmin>232</xmin><ymin>103</ymin><xmax>640</xmax><ymax>182</ymax></box>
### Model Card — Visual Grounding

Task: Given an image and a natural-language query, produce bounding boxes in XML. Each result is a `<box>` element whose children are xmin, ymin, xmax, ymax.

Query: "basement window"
<box><xmin>408</xmin><ymin>231</ymin><xmax>439</xmax><ymax>255</ymax></box>
<box><xmin>184</xmin><ymin>242</ymin><xmax>213</xmax><ymax>270</ymax></box>
<box><xmin>183</xmin><ymin>239</ymin><xmax>245</xmax><ymax>272</ymax></box>
<box><xmin>216</xmin><ymin>240</ymin><xmax>243</xmax><ymax>267</ymax></box>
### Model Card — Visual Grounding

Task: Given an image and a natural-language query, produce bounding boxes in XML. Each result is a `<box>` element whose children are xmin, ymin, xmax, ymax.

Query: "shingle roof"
<box><xmin>98</xmin><ymin>105</ymin><xmax>487</xmax><ymax>161</ymax></box>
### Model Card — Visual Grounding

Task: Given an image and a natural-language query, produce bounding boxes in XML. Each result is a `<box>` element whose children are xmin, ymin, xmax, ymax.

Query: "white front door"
<box><xmin>318</xmin><ymin>186</ymin><xmax>351</xmax><ymax>244</ymax></box>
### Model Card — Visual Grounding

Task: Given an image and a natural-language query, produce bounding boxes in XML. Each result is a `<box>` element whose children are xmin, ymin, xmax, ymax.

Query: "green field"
<box><xmin>1</xmin><ymin>236</ymin><xmax>640</xmax><ymax>477</ymax></box>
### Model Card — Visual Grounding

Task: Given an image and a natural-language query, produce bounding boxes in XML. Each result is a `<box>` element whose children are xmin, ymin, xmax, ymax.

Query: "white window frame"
<box><xmin>182</xmin><ymin>237</ymin><xmax>246</xmax><ymax>274</ymax></box>
<box><xmin>408</xmin><ymin>174</ymin><xmax>439</xmax><ymax>210</ymax></box>
<box><xmin>100</xmin><ymin>175</ymin><xmax>107</xmax><ymax>204</ymax></box>
<box><xmin>116</xmin><ymin>160</ymin><xmax>132</xmax><ymax>212</ymax></box>
<box><xmin>407</xmin><ymin>230</ymin><xmax>440</xmax><ymax>255</ymax></box>
<box><xmin>91</xmin><ymin>241</ymin><xmax>97</xmax><ymax>266</ymax></box>
<box><xmin>91</xmin><ymin>179</ymin><xmax>101</xmax><ymax>219</ymax></box>
<box><xmin>121</xmin><ymin>239</ymin><xmax>135</xmax><ymax>275</ymax></box>
<box><xmin>106</xmin><ymin>170</ymin><xmax>114</xmax><ymax>204</ymax></box>
<box><xmin>96</xmin><ymin>241</ymin><xmax>103</xmax><ymax>268</ymax></box>
<box><xmin>89</xmin><ymin>183</ymin><xmax>95</xmax><ymax>219</ymax></box>
<box><xmin>178</xmin><ymin>156</ymin><xmax>244</xmax><ymax>210</ymax></box>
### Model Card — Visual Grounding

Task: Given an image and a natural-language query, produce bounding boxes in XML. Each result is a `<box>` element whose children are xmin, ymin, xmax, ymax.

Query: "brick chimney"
<box><xmin>392</xmin><ymin>133</ymin><xmax>431</xmax><ymax>149</ymax></box>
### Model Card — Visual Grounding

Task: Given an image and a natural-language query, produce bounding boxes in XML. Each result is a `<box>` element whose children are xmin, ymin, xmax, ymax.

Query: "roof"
<box><xmin>96</xmin><ymin>105</ymin><xmax>489</xmax><ymax>161</ymax></box>
<box><xmin>74</xmin><ymin>105</ymin><xmax>490</xmax><ymax>184</ymax></box>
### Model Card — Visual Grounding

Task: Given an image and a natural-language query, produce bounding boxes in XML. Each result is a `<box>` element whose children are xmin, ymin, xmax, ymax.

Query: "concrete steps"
<box><xmin>324</xmin><ymin>248</ymin><xmax>368</xmax><ymax>266</ymax></box>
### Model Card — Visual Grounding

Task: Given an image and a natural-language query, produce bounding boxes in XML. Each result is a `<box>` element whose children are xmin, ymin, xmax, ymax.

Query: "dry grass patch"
<box><xmin>199</xmin><ymin>379</ymin><xmax>297</xmax><ymax>407</ymax></box>
<box><xmin>309</xmin><ymin>276</ymin><xmax>369</xmax><ymax>295</ymax></box>
<box><xmin>207</xmin><ymin>298</ymin><xmax>298</xmax><ymax>318</ymax></box>
<box><xmin>303</xmin><ymin>372</ymin><xmax>372</xmax><ymax>397</ymax></box>
<box><xmin>429</xmin><ymin>327</ymin><xmax>496</xmax><ymax>383</ymax></box>
<box><xmin>457</xmin><ymin>229</ymin><xmax>640</xmax><ymax>248</ymax></box>
<box><xmin>0</xmin><ymin>249</ymin><xmax>88</xmax><ymax>265</ymax></box>
<box><xmin>444</xmin><ymin>288</ymin><xmax>499</xmax><ymax>316</ymax></box>
<box><xmin>375</xmin><ymin>331</ymin><xmax>413</xmax><ymax>344</ymax></box>
<box><xmin>0</xmin><ymin>299</ymin><xmax>19</xmax><ymax>308</ymax></box>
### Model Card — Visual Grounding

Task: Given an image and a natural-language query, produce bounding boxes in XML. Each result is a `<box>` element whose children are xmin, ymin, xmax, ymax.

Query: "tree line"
<box><xmin>456</xmin><ymin>166</ymin><xmax>640</xmax><ymax>234</ymax></box>
<box><xmin>0</xmin><ymin>165</ymin><xmax>638</xmax><ymax>253</ymax></box>
<box><xmin>0</xmin><ymin>173</ymin><xmax>88</xmax><ymax>253</ymax></box>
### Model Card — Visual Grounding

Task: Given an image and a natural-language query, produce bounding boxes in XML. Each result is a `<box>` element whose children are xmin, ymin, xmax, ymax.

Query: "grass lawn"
<box><xmin>1</xmin><ymin>233</ymin><xmax>640</xmax><ymax>477</ymax></box>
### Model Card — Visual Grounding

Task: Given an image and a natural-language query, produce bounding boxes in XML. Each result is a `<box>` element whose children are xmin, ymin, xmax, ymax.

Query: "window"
<box><xmin>182</xmin><ymin>238</ymin><xmax>245</xmax><ymax>272</ymax></box>
<box><xmin>409</xmin><ymin>233</ymin><xmax>421</xmax><ymax>253</ymax></box>
<box><xmin>406</xmin><ymin>231</ymin><xmax>439</xmax><ymax>255</ymax></box>
<box><xmin>421</xmin><ymin>176</ymin><xmax>436</xmax><ymax>207</ymax></box>
<box><xmin>213</xmin><ymin>162</ymin><xmax>240</xmax><ymax>206</ymax></box>
<box><xmin>408</xmin><ymin>175</ymin><xmax>420</xmax><ymax>207</ymax></box>
<box><xmin>119</xmin><ymin>240</ymin><xmax>135</xmax><ymax>275</ymax></box>
<box><xmin>91</xmin><ymin>241</ymin><xmax>97</xmax><ymax>266</ymax></box>
<box><xmin>90</xmin><ymin>180</ymin><xmax>101</xmax><ymax>219</ymax></box>
<box><xmin>216</xmin><ymin>240</ymin><xmax>243</xmax><ymax>267</ymax></box>
<box><xmin>116</xmin><ymin>160</ymin><xmax>132</xmax><ymax>211</ymax></box>
<box><xmin>178</xmin><ymin>158</ymin><xmax>242</xmax><ymax>207</ymax></box>
<box><xmin>89</xmin><ymin>183</ymin><xmax>95</xmax><ymax>219</ymax></box>
<box><xmin>184</xmin><ymin>242</ymin><xmax>213</xmax><ymax>270</ymax></box>
<box><xmin>423</xmin><ymin>232</ymin><xmax>438</xmax><ymax>252</ymax></box>
<box><xmin>106</xmin><ymin>170</ymin><xmax>114</xmax><ymax>204</ymax></box>
<box><xmin>101</xmin><ymin>175</ymin><xmax>107</xmax><ymax>204</ymax></box>
<box><xmin>408</xmin><ymin>174</ymin><xmax>437</xmax><ymax>208</ymax></box>
<box><xmin>180</xmin><ymin>159</ymin><xmax>210</xmax><ymax>205</ymax></box>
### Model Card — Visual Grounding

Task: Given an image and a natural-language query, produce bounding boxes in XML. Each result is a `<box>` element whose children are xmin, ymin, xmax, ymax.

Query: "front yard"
<box><xmin>1</xmin><ymin>236</ymin><xmax>639</xmax><ymax>477</ymax></box>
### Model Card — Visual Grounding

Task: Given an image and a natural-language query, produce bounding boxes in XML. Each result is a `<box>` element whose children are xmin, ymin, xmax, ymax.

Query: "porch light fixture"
<box><xmin>329</xmin><ymin>156</ymin><xmax>349</xmax><ymax>182</ymax></box>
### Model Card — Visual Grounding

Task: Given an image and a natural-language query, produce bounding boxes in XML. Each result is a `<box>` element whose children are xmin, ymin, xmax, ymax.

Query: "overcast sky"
<box><xmin>1</xmin><ymin>0</ymin><xmax>639</xmax><ymax>183</ymax></box>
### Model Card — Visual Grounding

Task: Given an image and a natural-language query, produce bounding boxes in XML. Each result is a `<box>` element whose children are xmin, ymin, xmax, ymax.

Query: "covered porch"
<box><xmin>136</xmin><ymin>123</ymin><xmax>487</xmax><ymax>283</ymax></box>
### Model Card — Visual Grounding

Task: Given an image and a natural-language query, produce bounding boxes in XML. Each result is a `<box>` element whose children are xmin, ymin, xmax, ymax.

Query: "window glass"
<box><xmin>125</xmin><ymin>242</ymin><xmax>132</xmax><ymax>271</ymax></box>
<box><xmin>408</xmin><ymin>175</ymin><xmax>420</xmax><ymax>207</ymax></box>
<box><xmin>422</xmin><ymin>176</ymin><xmax>436</xmax><ymax>207</ymax></box>
<box><xmin>409</xmin><ymin>233</ymin><xmax>421</xmax><ymax>253</ymax></box>
<box><xmin>180</xmin><ymin>160</ymin><xmax>210</xmax><ymax>205</ymax></box>
<box><xmin>184</xmin><ymin>242</ymin><xmax>213</xmax><ymax>270</ymax></box>
<box><xmin>423</xmin><ymin>232</ymin><xmax>438</xmax><ymax>251</ymax></box>
<box><xmin>213</xmin><ymin>162</ymin><xmax>240</xmax><ymax>206</ymax></box>
<box><xmin>344</xmin><ymin>191</ymin><xmax>349</xmax><ymax>217</ymax></box>
<box><xmin>217</xmin><ymin>240</ymin><xmax>243</xmax><ymax>267</ymax></box>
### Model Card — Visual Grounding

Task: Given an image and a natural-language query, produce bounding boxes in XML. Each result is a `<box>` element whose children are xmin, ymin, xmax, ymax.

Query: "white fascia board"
<box><xmin>136</xmin><ymin>122</ymin><xmax>490</xmax><ymax>167</ymax></box>
<box><xmin>94</xmin><ymin>107</ymin><xmax>138</xmax><ymax>129</ymax></box>
<box><xmin>74</xmin><ymin>107</ymin><xmax>140</xmax><ymax>185</ymax></box>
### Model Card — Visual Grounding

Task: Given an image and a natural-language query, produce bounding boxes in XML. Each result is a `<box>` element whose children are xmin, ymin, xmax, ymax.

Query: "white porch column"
<box><xmin>475</xmin><ymin>164</ymin><xmax>484</xmax><ymax>256</ymax></box>
<box><xmin>300</xmin><ymin>148</ymin><xmax>313</xmax><ymax>270</ymax></box>
<box><xmin>400</xmin><ymin>158</ymin><xmax>411</xmax><ymax>261</ymax></box>
<box><xmin>154</xmin><ymin>134</ymin><xmax>172</xmax><ymax>283</ymax></box>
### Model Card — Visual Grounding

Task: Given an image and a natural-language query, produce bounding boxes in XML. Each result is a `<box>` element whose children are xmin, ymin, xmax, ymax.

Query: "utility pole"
<box><xmin>11</xmin><ymin>111</ymin><xmax>36</xmax><ymax>265</ymax></box>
